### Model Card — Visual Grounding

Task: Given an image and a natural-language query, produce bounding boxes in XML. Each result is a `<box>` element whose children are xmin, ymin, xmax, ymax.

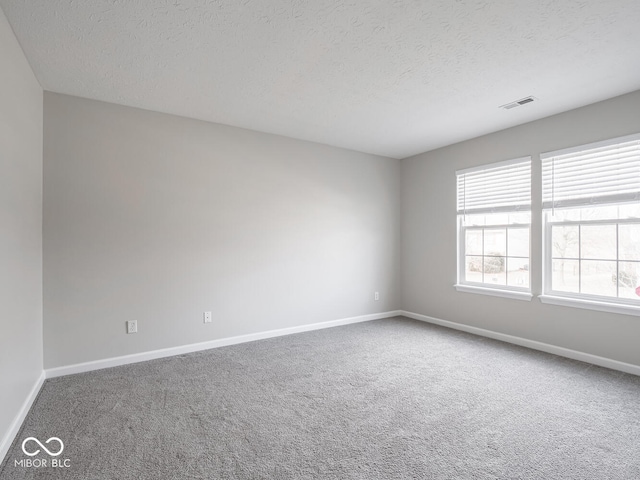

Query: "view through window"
<box><xmin>463</xmin><ymin>213</ymin><xmax>530</xmax><ymax>289</ymax></box>
<box><xmin>547</xmin><ymin>205</ymin><xmax>640</xmax><ymax>301</ymax></box>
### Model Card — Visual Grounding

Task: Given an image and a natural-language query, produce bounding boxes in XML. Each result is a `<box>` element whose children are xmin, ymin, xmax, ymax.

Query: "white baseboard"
<box><xmin>0</xmin><ymin>371</ymin><xmax>45</xmax><ymax>464</ymax></box>
<box><xmin>401</xmin><ymin>310</ymin><xmax>640</xmax><ymax>376</ymax></box>
<box><xmin>46</xmin><ymin>310</ymin><xmax>402</xmax><ymax>379</ymax></box>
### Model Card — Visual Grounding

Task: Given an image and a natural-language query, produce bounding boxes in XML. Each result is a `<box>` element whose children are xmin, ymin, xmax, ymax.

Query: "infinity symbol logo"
<box><xmin>21</xmin><ymin>437</ymin><xmax>64</xmax><ymax>457</ymax></box>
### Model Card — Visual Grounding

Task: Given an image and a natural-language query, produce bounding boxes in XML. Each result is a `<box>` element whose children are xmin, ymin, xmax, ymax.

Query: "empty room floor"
<box><xmin>1</xmin><ymin>317</ymin><xmax>639</xmax><ymax>479</ymax></box>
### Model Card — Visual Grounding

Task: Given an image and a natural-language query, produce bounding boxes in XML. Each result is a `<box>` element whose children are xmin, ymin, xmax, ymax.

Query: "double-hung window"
<box><xmin>541</xmin><ymin>133</ymin><xmax>640</xmax><ymax>315</ymax></box>
<box><xmin>456</xmin><ymin>157</ymin><xmax>532</xmax><ymax>300</ymax></box>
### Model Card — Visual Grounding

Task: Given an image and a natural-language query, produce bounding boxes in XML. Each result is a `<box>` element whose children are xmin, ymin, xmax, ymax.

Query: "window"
<box><xmin>541</xmin><ymin>133</ymin><xmax>640</xmax><ymax>315</ymax></box>
<box><xmin>456</xmin><ymin>157</ymin><xmax>532</xmax><ymax>300</ymax></box>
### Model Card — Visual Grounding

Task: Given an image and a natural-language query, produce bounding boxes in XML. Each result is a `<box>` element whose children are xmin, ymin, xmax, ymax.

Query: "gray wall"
<box><xmin>0</xmin><ymin>6</ymin><xmax>43</xmax><ymax>446</ymax></box>
<box><xmin>401</xmin><ymin>90</ymin><xmax>640</xmax><ymax>366</ymax></box>
<box><xmin>43</xmin><ymin>92</ymin><xmax>401</xmax><ymax>369</ymax></box>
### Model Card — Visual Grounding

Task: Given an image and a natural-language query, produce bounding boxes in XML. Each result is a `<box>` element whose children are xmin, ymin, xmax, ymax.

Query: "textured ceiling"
<box><xmin>2</xmin><ymin>0</ymin><xmax>640</xmax><ymax>158</ymax></box>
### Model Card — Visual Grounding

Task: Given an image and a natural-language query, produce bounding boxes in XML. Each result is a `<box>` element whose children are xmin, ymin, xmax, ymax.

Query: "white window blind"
<box><xmin>541</xmin><ymin>133</ymin><xmax>640</xmax><ymax>209</ymax></box>
<box><xmin>456</xmin><ymin>157</ymin><xmax>531</xmax><ymax>215</ymax></box>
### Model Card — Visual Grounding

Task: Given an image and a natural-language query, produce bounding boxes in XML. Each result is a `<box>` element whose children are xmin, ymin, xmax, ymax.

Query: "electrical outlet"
<box><xmin>126</xmin><ymin>320</ymin><xmax>137</xmax><ymax>334</ymax></box>
<box><xmin>203</xmin><ymin>311</ymin><xmax>212</xmax><ymax>323</ymax></box>
<box><xmin>374</xmin><ymin>291</ymin><xmax>380</xmax><ymax>301</ymax></box>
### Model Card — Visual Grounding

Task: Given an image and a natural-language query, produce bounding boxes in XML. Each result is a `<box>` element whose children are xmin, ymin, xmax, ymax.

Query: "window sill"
<box><xmin>454</xmin><ymin>284</ymin><xmax>533</xmax><ymax>301</ymax></box>
<box><xmin>539</xmin><ymin>295</ymin><xmax>640</xmax><ymax>317</ymax></box>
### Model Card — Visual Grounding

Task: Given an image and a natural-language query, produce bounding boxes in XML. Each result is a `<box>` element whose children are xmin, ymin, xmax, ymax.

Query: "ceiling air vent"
<box><xmin>500</xmin><ymin>96</ymin><xmax>537</xmax><ymax>110</ymax></box>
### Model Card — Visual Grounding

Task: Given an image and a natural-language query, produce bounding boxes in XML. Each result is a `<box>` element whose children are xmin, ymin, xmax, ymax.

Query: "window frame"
<box><xmin>541</xmin><ymin>212</ymin><xmax>640</xmax><ymax>315</ymax></box>
<box><xmin>455</xmin><ymin>156</ymin><xmax>532</xmax><ymax>300</ymax></box>
<box><xmin>540</xmin><ymin>133</ymin><xmax>640</xmax><ymax>316</ymax></box>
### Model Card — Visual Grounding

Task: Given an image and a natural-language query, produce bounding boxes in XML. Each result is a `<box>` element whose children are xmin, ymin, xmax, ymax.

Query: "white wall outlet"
<box><xmin>204</xmin><ymin>311</ymin><xmax>212</xmax><ymax>323</ymax></box>
<box><xmin>127</xmin><ymin>320</ymin><xmax>138</xmax><ymax>334</ymax></box>
<box><xmin>374</xmin><ymin>291</ymin><xmax>380</xmax><ymax>301</ymax></box>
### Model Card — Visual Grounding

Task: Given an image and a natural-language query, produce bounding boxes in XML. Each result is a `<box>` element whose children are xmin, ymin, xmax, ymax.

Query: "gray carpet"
<box><xmin>1</xmin><ymin>317</ymin><xmax>640</xmax><ymax>479</ymax></box>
